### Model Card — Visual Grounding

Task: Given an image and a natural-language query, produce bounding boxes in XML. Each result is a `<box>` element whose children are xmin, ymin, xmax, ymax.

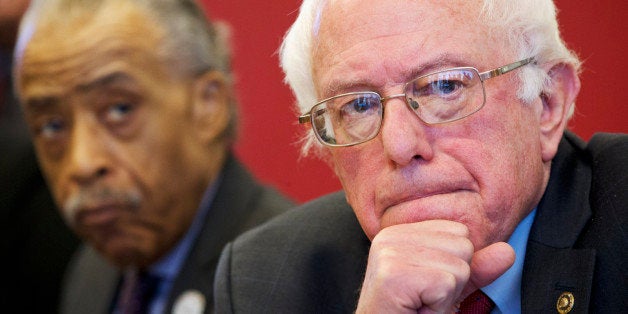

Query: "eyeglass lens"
<box><xmin>311</xmin><ymin>92</ymin><xmax>383</xmax><ymax>145</ymax></box>
<box><xmin>405</xmin><ymin>68</ymin><xmax>484</xmax><ymax>124</ymax></box>
<box><xmin>312</xmin><ymin>68</ymin><xmax>486</xmax><ymax>146</ymax></box>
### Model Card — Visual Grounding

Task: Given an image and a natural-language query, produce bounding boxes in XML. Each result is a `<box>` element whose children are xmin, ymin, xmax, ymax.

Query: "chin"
<box><xmin>98</xmin><ymin>237</ymin><xmax>152</xmax><ymax>269</ymax></box>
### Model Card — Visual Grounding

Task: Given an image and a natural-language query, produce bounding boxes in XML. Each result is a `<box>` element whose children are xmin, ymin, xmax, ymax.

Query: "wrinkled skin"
<box><xmin>312</xmin><ymin>0</ymin><xmax>579</xmax><ymax>312</ymax></box>
<box><xmin>16</xmin><ymin>1</ymin><xmax>230</xmax><ymax>269</ymax></box>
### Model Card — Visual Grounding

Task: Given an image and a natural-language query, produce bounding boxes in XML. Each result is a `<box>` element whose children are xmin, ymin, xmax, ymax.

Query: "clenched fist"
<box><xmin>356</xmin><ymin>220</ymin><xmax>515</xmax><ymax>313</ymax></box>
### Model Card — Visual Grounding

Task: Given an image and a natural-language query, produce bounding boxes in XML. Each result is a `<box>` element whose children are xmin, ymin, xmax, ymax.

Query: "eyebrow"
<box><xmin>25</xmin><ymin>96</ymin><xmax>58</xmax><ymax>113</ymax></box>
<box><xmin>75</xmin><ymin>71</ymin><xmax>137</xmax><ymax>92</ymax></box>
<box><xmin>24</xmin><ymin>72</ymin><xmax>138</xmax><ymax>113</ymax></box>
<box><xmin>323</xmin><ymin>53</ymin><xmax>472</xmax><ymax>97</ymax></box>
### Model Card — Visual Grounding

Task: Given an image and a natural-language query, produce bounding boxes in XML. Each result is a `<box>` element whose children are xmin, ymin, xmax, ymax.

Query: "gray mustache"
<box><xmin>62</xmin><ymin>186</ymin><xmax>142</xmax><ymax>226</ymax></box>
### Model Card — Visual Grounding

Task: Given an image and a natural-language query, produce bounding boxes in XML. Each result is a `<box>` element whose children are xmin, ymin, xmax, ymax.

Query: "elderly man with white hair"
<box><xmin>214</xmin><ymin>0</ymin><xmax>627</xmax><ymax>313</ymax></box>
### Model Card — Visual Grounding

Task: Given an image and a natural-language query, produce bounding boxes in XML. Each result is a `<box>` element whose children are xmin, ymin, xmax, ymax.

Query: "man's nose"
<box><xmin>379</xmin><ymin>97</ymin><xmax>434</xmax><ymax>166</ymax></box>
<box><xmin>66</xmin><ymin>119</ymin><xmax>110</xmax><ymax>184</ymax></box>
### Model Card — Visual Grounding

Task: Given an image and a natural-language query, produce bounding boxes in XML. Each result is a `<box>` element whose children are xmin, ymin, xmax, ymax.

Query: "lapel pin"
<box><xmin>556</xmin><ymin>291</ymin><xmax>575</xmax><ymax>313</ymax></box>
<box><xmin>173</xmin><ymin>289</ymin><xmax>206</xmax><ymax>314</ymax></box>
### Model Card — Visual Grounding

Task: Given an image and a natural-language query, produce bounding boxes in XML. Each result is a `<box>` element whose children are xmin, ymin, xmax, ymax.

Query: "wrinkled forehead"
<box><xmin>314</xmin><ymin>0</ymin><xmax>484</xmax><ymax>39</ymax></box>
<box><xmin>314</xmin><ymin>0</ymin><xmax>487</xmax><ymax>59</ymax></box>
<box><xmin>17</xmin><ymin>1</ymin><xmax>168</xmax><ymax>96</ymax></box>
<box><xmin>312</xmin><ymin>0</ymin><xmax>499</xmax><ymax>94</ymax></box>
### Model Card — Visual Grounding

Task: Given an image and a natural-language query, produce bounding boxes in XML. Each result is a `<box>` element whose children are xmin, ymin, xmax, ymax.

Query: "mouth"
<box><xmin>377</xmin><ymin>187</ymin><xmax>477</xmax><ymax>227</ymax></box>
<box><xmin>382</xmin><ymin>185</ymin><xmax>472</xmax><ymax>210</ymax></box>
<box><xmin>74</xmin><ymin>204</ymin><xmax>124</xmax><ymax>228</ymax></box>
<box><xmin>390</xmin><ymin>190</ymin><xmax>455</xmax><ymax>206</ymax></box>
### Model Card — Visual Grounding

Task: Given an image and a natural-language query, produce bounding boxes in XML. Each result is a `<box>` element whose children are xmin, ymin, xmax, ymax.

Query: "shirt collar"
<box><xmin>140</xmin><ymin>172</ymin><xmax>223</xmax><ymax>314</ymax></box>
<box><xmin>482</xmin><ymin>208</ymin><xmax>537</xmax><ymax>314</ymax></box>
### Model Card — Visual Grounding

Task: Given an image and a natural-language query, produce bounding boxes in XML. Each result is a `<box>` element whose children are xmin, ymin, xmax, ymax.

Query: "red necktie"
<box><xmin>458</xmin><ymin>290</ymin><xmax>495</xmax><ymax>314</ymax></box>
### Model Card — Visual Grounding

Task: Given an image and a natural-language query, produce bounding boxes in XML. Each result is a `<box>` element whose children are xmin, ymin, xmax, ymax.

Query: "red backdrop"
<box><xmin>201</xmin><ymin>0</ymin><xmax>628</xmax><ymax>203</ymax></box>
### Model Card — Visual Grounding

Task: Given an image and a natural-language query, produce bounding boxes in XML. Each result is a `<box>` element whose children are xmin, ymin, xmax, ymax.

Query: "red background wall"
<box><xmin>200</xmin><ymin>0</ymin><xmax>628</xmax><ymax>203</ymax></box>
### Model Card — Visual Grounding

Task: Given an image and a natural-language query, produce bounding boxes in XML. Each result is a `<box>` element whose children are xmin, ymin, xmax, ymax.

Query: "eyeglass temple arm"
<box><xmin>479</xmin><ymin>57</ymin><xmax>535</xmax><ymax>81</ymax></box>
<box><xmin>299</xmin><ymin>106</ymin><xmax>328</xmax><ymax>124</ymax></box>
<box><xmin>298</xmin><ymin>114</ymin><xmax>310</xmax><ymax>124</ymax></box>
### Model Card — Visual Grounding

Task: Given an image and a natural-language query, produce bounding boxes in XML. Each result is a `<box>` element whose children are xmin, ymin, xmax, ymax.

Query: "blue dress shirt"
<box><xmin>143</xmin><ymin>174</ymin><xmax>222</xmax><ymax>314</ymax></box>
<box><xmin>482</xmin><ymin>208</ymin><xmax>537</xmax><ymax>314</ymax></box>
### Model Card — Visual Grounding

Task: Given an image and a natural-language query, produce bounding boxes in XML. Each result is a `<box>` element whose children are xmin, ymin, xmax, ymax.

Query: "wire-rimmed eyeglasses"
<box><xmin>298</xmin><ymin>57</ymin><xmax>535</xmax><ymax>147</ymax></box>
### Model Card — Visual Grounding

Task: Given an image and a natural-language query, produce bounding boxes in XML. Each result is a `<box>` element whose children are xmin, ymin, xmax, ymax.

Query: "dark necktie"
<box><xmin>117</xmin><ymin>271</ymin><xmax>161</xmax><ymax>314</ymax></box>
<box><xmin>458</xmin><ymin>289</ymin><xmax>495</xmax><ymax>314</ymax></box>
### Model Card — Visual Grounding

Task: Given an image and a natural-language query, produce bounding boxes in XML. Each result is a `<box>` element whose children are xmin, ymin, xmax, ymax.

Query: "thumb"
<box><xmin>460</xmin><ymin>242</ymin><xmax>515</xmax><ymax>298</ymax></box>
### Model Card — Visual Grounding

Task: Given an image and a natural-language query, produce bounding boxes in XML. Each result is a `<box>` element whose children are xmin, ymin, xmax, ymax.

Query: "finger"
<box><xmin>416</xmin><ymin>268</ymin><xmax>465</xmax><ymax>313</ymax></box>
<box><xmin>382</xmin><ymin>220</ymin><xmax>469</xmax><ymax>238</ymax></box>
<box><xmin>378</xmin><ymin>220</ymin><xmax>473</xmax><ymax>260</ymax></box>
<box><xmin>460</xmin><ymin>241</ymin><xmax>515</xmax><ymax>298</ymax></box>
<box><xmin>358</xmin><ymin>222</ymin><xmax>475</xmax><ymax>313</ymax></box>
<box><xmin>360</xmin><ymin>223</ymin><xmax>477</xmax><ymax>313</ymax></box>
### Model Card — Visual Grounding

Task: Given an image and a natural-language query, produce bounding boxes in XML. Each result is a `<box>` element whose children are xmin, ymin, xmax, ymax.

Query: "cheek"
<box><xmin>331</xmin><ymin>150</ymin><xmax>362</xmax><ymax>203</ymax></box>
<box><xmin>330</xmin><ymin>146</ymin><xmax>383</xmax><ymax>239</ymax></box>
<box><xmin>457</xmin><ymin>101</ymin><xmax>544</xmax><ymax>237</ymax></box>
<box><xmin>121</xmin><ymin>106</ymin><xmax>193</xmax><ymax>190</ymax></box>
<box><xmin>36</xmin><ymin>153</ymin><xmax>78</xmax><ymax>212</ymax></box>
<box><xmin>331</xmin><ymin>146</ymin><xmax>382</xmax><ymax>193</ymax></box>
<box><xmin>128</xmin><ymin>123</ymin><xmax>202</xmax><ymax>228</ymax></box>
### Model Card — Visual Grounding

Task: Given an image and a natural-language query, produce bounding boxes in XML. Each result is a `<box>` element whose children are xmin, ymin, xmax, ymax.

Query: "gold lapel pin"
<box><xmin>556</xmin><ymin>291</ymin><xmax>575</xmax><ymax>313</ymax></box>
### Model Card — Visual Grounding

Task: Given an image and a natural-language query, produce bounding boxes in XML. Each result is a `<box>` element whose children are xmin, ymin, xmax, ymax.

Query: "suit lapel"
<box><xmin>61</xmin><ymin>246</ymin><xmax>120</xmax><ymax>314</ymax></box>
<box><xmin>522</xmin><ymin>133</ymin><xmax>595</xmax><ymax>313</ymax></box>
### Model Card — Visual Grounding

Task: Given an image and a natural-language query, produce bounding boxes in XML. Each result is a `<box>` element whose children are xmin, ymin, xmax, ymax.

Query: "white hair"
<box><xmin>280</xmin><ymin>0</ymin><xmax>581</xmax><ymax>156</ymax></box>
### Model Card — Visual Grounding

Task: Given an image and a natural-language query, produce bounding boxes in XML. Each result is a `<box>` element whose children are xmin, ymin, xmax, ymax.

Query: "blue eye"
<box><xmin>353</xmin><ymin>97</ymin><xmax>373</xmax><ymax>112</ymax></box>
<box><xmin>432</xmin><ymin>80</ymin><xmax>458</xmax><ymax>94</ymax></box>
<box><xmin>408</xmin><ymin>70</ymin><xmax>473</xmax><ymax>99</ymax></box>
<box><xmin>341</xmin><ymin>95</ymin><xmax>380</xmax><ymax>116</ymax></box>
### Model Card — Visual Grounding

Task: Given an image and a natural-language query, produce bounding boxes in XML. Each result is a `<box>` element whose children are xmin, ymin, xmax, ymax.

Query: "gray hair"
<box><xmin>280</xmin><ymin>0</ymin><xmax>582</xmax><ymax>156</ymax></box>
<box><xmin>15</xmin><ymin>0</ymin><xmax>238</xmax><ymax>141</ymax></box>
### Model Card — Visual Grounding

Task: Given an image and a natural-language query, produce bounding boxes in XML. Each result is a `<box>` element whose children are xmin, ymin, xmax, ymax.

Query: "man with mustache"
<box><xmin>214</xmin><ymin>0</ymin><xmax>627</xmax><ymax>313</ymax></box>
<box><xmin>13</xmin><ymin>0</ymin><xmax>293</xmax><ymax>313</ymax></box>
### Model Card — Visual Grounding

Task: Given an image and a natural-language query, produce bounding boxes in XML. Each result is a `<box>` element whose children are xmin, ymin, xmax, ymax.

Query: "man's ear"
<box><xmin>539</xmin><ymin>63</ymin><xmax>580</xmax><ymax>162</ymax></box>
<box><xmin>191</xmin><ymin>70</ymin><xmax>231</xmax><ymax>145</ymax></box>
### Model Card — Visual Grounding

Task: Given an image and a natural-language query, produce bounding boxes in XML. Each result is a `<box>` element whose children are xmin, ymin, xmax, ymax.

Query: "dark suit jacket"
<box><xmin>215</xmin><ymin>132</ymin><xmax>628</xmax><ymax>313</ymax></box>
<box><xmin>60</xmin><ymin>155</ymin><xmax>294</xmax><ymax>314</ymax></box>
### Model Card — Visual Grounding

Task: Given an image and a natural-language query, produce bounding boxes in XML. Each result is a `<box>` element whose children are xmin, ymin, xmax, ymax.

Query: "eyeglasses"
<box><xmin>298</xmin><ymin>57</ymin><xmax>535</xmax><ymax>147</ymax></box>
